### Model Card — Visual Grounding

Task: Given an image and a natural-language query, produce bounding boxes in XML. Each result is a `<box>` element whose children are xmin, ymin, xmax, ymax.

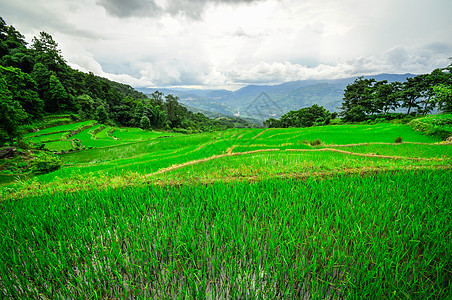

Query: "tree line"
<box><xmin>265</xmin><ymin>62</ymin><xmax>452</xmax><ymax>128</ymax></box>
<box><xmin>0</xmin><ymin>17</ymin><xmax>242</xmax><ymax>145</ymax></box>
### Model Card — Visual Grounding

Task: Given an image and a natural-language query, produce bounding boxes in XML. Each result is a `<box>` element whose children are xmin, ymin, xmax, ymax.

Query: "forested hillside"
<box><xmin>263</xmin><ymin>65</ymin><xmax>452</xmax><ymax>129</ymax></box>
<box><xmin>0</xmin><ymin>17</ymin><xmax>246</xmax><ymax>146</ymax></box>
<box><xmin>138</xmin><ymin>74</ymin><xmax>418</xmax><ymax>120</ymax></box>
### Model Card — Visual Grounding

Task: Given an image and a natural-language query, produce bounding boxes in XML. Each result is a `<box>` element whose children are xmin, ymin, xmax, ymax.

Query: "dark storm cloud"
<box><xmin>96</xmin><ymin>0</ymin><xmax>263</xmax><ymax>19</ymax></box>
<box><xmin>96</xmin><ymin>0</ymin><xmax>162</xmax><ymax>18</ymax></box>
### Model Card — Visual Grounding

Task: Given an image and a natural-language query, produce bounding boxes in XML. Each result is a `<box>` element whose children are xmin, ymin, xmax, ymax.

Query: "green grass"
<box><xmin>24</xmin><ymin>121</ymin><xmax>94</xmax><ymax>138</ymax></box>
<box><xmin>26</xmin><ymin>132</ymin><xmax>66</xmax><ymax>143</ymax></box>
<box><xmin>152</xmin><ymin>150</ymin><xmax>450</xmax><ymax>181</ymax></box>
<box><xmin>2</xmin><ymin>122</ymin><xmax>449</xmax><ymax>190</ymax></box>
<box><xmin>112</xmin><ymin>127</ymin><xmax>173</xmax><ymax>142</ymax></box>
<box><xmin>1</xmin><ymin>121</ymin><xmax>451</xmax><ymax>298</ymax></box>
<box><xmin>95</xmin><ymin>126</ymin><xmax>115</xmax><ymax>139</ymax></box>
<box><xmin>261</xmin><ymin>123</ymin><xmax>441</xmax><ymax>144</ymax></box>
<box><xmin>43</xmin><ymin>141</ymin><xmax>74</xmax><ymax>152</ymax></box>
<box><xmin>0</xmin><ymin>170</ymin><xmax>450</xmax><ymax>298</ymax></box>
<box><xmin>335</xmin><ymin>143</ymin><xmax>452</xmax><ymax>158</ymax></box>
<box><xmin>408</xmin><ymin>114</ymin><xmax>452</xmax><ymax>140</ymax></box>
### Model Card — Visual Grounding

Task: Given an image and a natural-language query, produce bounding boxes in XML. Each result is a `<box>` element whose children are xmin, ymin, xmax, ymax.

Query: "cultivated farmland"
<box><xmin>1</xmin><ymin>120</ymin><xmax>451</xmax><ymax>299</ymax></box>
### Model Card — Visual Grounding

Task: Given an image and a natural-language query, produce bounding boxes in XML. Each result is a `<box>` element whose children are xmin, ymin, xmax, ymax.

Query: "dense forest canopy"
<box><xmin>0</xmin><ymin>17</ymin><xmax>250</xmax><ymax>145</ymax></box>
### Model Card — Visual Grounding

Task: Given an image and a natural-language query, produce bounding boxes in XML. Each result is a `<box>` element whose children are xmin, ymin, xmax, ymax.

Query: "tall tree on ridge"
<box><xmin>31</xmin><ymin>32</ymin><xmax>66</xmax><ymax>73</ymax></box>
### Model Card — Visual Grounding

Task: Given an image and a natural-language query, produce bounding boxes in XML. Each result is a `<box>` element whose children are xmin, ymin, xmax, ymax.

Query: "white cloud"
<box><xmin>1</xmin><ymin>0</ymin><xmax>451</xmax><ymax>90</ymax></box>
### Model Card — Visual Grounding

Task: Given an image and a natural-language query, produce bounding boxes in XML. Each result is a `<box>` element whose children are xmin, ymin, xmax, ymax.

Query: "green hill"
<box><xmin>137</xmin><ymin>74</ymin><xmax>415</xmax><ymax>121</ymax></box>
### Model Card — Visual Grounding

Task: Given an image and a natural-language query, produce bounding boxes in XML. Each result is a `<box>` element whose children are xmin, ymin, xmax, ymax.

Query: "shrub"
<box><xmin>30</xmin><ymin>152</ymin><xmax>62</xmax><ymax>174</ymax></box>
<box><xmin>16</xmin><ymin>139</ymin><xmax>31</xmax><ymax>149</ymax></box>
<box><xmin>394</xmin><ymin>136</ymin><xmax>403</xmax><ymax>143</ymax></box>
<box><xmin>329</xmin><ymin>118</ymin><xmax>343</xmax><ymax>125</ymax></box>
<box><xmin>95</xmin><ymin>105</ymin><xmax>108</xmax><ymax>124</ymax></box>
<box><xmin>303</xmin><ymin>139</ymin><xmax>322</xmax><ymax>146</ymax></box>
<box><xmin>173</xmin><ymin>127</ymin><xmax>188</xmax><ymax>134</ymax></box>
<box><xmin>140</xmin><ymin>116</ymin><xmax>151</xmax><ymax>131</ymax></box>
<box><xmin>408</xmin><ymin>118</ymin><xmax>452</xmax><ymax>140</ymax></box>
<box><xmin>311</xmin><ymin>139</ymin><xmax>322</xmax><ymax>146</ymax></box>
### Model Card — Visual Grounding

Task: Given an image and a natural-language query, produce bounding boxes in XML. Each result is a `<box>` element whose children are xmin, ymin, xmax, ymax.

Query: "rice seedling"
<box><xmin>0</xmin><ymin>170</ymin><xmax>450</xmax><ymax>298</ymax></box>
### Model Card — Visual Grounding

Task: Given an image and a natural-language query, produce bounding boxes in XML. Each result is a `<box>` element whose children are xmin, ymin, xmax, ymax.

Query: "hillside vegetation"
<box><xmin>0</xmin><ymin>16</ymin><xmax>251</xmax><ymax>148</ymax></box>
<box><xmin>1</xmin><ymin>120</ymin><xmax>451</xmax><ymax>196</ymax></box>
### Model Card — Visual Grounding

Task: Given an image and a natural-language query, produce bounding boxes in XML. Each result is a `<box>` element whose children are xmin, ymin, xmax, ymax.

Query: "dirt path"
<box><xmin>286</xmin><ymin>148</ymin><xmax>444</xmax><ymax>161</ymax></box>
<box><xmin>148</xmin><ymin>149</ymin><xmax>280</xmax><ymax>176</ymax></box>
<box><xmin>251</xmin><ymin>129</ymin><xmax>272</xmax><ymax>140</ymax></box>
<box><xmin>148</xmin><ymin>146</ymin><xmax>447</xmax><ymax>177</ymax></box>
<box><xmin>226</xmin><ymin>146</ymin><xmax>236</xmax><ymax>154</ymax></box>
<box><xmin>328</xmin><ymin>142</ymin><xmax>451</xmax><ymax>147</ymax></box>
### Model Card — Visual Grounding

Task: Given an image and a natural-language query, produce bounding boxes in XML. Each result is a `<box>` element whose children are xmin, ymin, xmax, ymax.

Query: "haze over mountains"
<box><xmin>137</xmin><ymin>74</ymin><xmax>415</xmax><ymax>121</ymax></box>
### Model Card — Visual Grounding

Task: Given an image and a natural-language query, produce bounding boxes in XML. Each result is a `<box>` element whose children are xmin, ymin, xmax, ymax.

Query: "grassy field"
<box><xmin>1</xmin><ymin>120</ymin><xmax>451</xmax><ymax>298</ymax></box>
<box><xmin>22</xmin><ymin>121</ymin><xmax>175</xmax><ymax>152</ymax></box>
<box><xmin>1</xmin><ymin>171</ymin><xmax>450</xmax><ymax>298</ymax></box>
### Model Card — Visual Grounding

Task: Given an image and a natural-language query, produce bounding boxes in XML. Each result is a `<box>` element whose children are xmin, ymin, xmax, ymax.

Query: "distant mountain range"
<box><xmin>136</xmin><ymin>74</ymin><xmax>415</xmax><ymax>121</ymax></box>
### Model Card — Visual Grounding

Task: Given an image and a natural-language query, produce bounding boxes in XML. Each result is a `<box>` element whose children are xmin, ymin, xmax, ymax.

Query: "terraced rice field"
<box><xmin>23</xmin><ymin>121</ymin><xmax>173</xmax><ymax>152</ymax></box>
<box><xmin>1</xmin><ymin>121</ymin><xmax>451</xmax><ymax>298</ymax></box>
<box><xmin>1</xmin><ymin>171</ymin><xmax>451</xmax><ymax>298</ymax></box>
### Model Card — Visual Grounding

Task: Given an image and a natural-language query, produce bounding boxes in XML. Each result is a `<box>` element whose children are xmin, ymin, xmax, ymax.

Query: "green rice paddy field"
<box><xmin>1</xmin><ymin>121</ymin><xmax>451</xmax><ymax>298</ymax></box>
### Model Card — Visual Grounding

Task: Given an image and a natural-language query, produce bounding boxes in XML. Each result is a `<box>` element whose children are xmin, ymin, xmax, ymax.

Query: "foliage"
<box><xmin>48</xmin><ymin>74</ymin><xmax>69</xmax><ymax>112</ymax></box>
<box><xmin>408</xmin><ymin>115</ymin><xmax>452</xmax><ymax>140</ymax></box>
<box><xmin>264</xmin><ymin>104</ymin><xmax>331</xmax><ymax>128</ymax></box>
<box><xmin>29</xmin><ymin>151</ymin><xmax>62</xmax><ymax>174</ymax></box>
<box><xmin>0</xmin><ymin>16</ymin><xmax>231</xmax><ymax>135</ymax></box>
<box><xmin>394</xmin><ymin>136</ymin><xmax>403</xmax><ymax>143</ymax></box>
<box><xmin>94</xmin><ymin>105</ymin><xmax>108</xmax><ymax>124</ymax></box>
<box><xmin>339</xmin><ymin>68</ymin><xmax>452</xmax><ymax>122</ymax></box>
<box><xmin>434</xmin><ymin>84</ymin><xmax>452</xmax><ymax>113</ymax></box>
<box><xmin>0</xmin><ymin>77</ymin><xmax>27</xmax><ymax>143</ymax></box>
<box><xmin>304</xmin><ymin>138</ymin><xmax>322</xmax><ymax>146</ymax></box>
<box><xmin>0</xmin><ymin>65</ymin><xmax>44</xmax><ymax>121</ymax></box>
<box><xmin>140</xmin><ymin>115</ymin><xmax>150</xmax><ymax>130</ymax></box>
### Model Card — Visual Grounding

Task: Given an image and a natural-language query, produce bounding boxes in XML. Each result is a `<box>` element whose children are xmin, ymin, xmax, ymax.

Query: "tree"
<box><xmin>48</xmin><ymin>75</ymin><xmax>69</xmax><ymax>112</ymax></box>
<box><xmin>0</xmin><ymin>78</ymin><xmax>27</xmax><ymax>144</ymax></box>
<box><xmin>150</xmin><ymin>91</ymin><xmax>164</xmax><ymax>106</ymax></box>
<box><xmin>76</xmin><ymin>94</ymin><xmax>95</xmax><ymax>119</ymax></box>
<box><xmin>0</xmin><ymin>18</ymin><xmax>28</xmax><ymax>60</ymax></box>
<box><xmin>265</xmin><ymin>104</ymin><xmax>331</xmax><ymax>128</ymax></box>
<box><xmin>31</xmin><ymin>31</ymin><xmax>66</xmax><ymax>73</ymax></box>
<box><xmin>2</xmin><ymin>52</ymin><xmax>35</xmax><ymax>73</ymax></box>
<box><xmin>434</xmin><ymin>84</ymin><xmax>452</xmax><ymax>113</ymax></box>
<box><xmin>0</xmin><ymin>65</ymin><xmax>44</xmax><ymax>121</ymax></box>
<box><xmin>0</xmin><ymin>17</ymin><xmax>7</xmax><ymax>42</ymax></box>
<box><xmin>95</xmin><ymin>105</ymin><xmax>109</xmax><ymax>124</ymax></box>
<box><xmin>340</xmin><ymin>77</ymin><xmax>376</xmax><ymax>121</ymax></box>
<box><xmin>140</xmin><ymin>115</ymin><xmax>151</xmax><ymax>130</ymax></box>
<box><xmin>429</xmin><ymin>67</ymin><xmax>452</xmax><ymax>113</ymax></box>
<box><xmin>400</xmin><ymin>76</ymin><xmax>423</xmax><ymax>115</ymax></box>
<box><xmin>31</xmin><ymin>63</ymin><xmax>52</xmax><ymax>103</ymax></box>
<box><xmin>344</xmin><ymin>105</ymin><xmax>366</xmax><ymax>122</ymax></box>
<box><xmin>263</xmin><ymin>118</ymin><xmax>281</xmax><ymax>128</ymax></box>
<box><xmin>165</xmin><ymin>94</ymin><xmax>187</xmax><ymax>128</ymax></box>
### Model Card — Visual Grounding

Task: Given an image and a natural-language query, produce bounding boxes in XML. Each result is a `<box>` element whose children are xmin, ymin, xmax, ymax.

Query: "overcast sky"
<box><xmin>1</xmin><ymin>0</ymin><xmax>451</xmax><ymax>90</ymax></box>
